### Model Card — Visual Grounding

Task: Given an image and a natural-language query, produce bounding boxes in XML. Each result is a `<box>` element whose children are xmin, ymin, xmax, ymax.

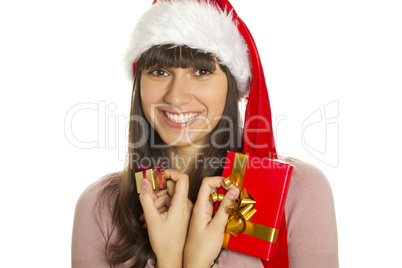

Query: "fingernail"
<box><xmin>228</xmin><ymin>188</ymin><xmax>239</xmax><ymax>200</ymax></box>
<box><xmin>141</xmin><ymin>180</ymin><xmax>147</xmax><ymax>192</ymax></box>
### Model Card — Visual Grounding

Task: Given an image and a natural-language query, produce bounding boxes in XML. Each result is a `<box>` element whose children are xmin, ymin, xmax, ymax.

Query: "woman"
<box><xmin>72</xmin><ymin>0</ymin><xmax>338</xmax><ymax>267</ymax></box>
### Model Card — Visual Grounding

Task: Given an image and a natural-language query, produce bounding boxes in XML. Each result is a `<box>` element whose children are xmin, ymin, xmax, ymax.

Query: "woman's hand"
<box><xmin>184</xmin><ymin>177</ymin><xmax>240</xmax><ymax>268</ymax></box>
<box><xmin>139</xmin><ymin>180</ymin><xmax>176</xmax><ymax>228</ymax></box>
<box><xmin>139</xmin><ymin>169</ymin><xmax>193</xmax><ymax>268</ymax></box>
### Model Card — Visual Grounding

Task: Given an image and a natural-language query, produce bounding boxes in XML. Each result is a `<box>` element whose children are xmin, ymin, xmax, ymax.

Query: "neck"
<box><xmin>167</xmin><ymin>145</ymin><xmax>206</xmax><ymax>175</ymax></box>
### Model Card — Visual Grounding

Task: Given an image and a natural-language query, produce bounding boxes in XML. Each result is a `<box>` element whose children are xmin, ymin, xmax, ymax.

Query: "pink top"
<box><xmin>71</xmin><ymin>157</ymin><xmax>338</xmax><ymax>267</ymax></box>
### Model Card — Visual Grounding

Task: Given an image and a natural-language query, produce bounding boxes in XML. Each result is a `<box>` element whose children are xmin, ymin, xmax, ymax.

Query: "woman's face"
<box><xmin>140</xmin><ymin>62</ymin><xmax>228</xmax><ymax>149</ymax></box>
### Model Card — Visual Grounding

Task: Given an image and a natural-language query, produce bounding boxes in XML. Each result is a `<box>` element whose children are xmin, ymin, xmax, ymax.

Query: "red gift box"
<box><xmin>213</xmin><ymin>151</ymin><xmax>293</xmax><ymax>260</ymax></box>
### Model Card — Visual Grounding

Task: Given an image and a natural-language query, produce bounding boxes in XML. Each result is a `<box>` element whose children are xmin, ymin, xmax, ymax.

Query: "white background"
<box><xmin>1</xmin><ymin>0</ymin><xmax>401</xmax><ymax>267</ymax></box>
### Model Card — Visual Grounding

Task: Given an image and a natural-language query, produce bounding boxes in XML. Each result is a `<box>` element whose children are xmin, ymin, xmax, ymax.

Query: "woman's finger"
<box><xmin>154</xmin><ymin>180</ymin><xmax>175</xmax><ymax>200</ymax></box>
<box><xmin>192</xmin><ymin>177</ymin><xmax>224</xmax><ymax>224</ymax></box>
<box><xmin>140</xmin><ymin>204</ymin><xmax>169</xmax><ymax>222</ymax></box>
<box><xmin>220</xmin><ymin>177</ymin><xmax>240</xmax><ymax>192</ymax></box>
<box><xmin>210</xmin><ymin>187</ymin><xmax>239</xmax><ymax>230</ymax></box>
<box><xmin>139</xmin><ymin>179</ymin><xmax>161</xmax><ymax>223</ymax></box>
<box><xmin>155</xmin><ymin>188</ymin><xmax>168</xmax><ymax>198</ymax></box>
<box><xmin>166</xmin><ymin>179</ymin><xmax>176</xmax><ymax>197</ymax></box>
<box><xmin>164</xmin><ymin>169</ymin><xmax>182</xmax><ymax>181</ymax></box>
<box><xmin>155</xmin><ymin>194</ymin><xmax>171</xmax><ymax>210</ymax></box>
<box><xmin>158</xmin><ymin>206</ymin><xmax>168</xmax><ymax>214</ymax></box>
<box><xmin>196</xmin><ymin>176</ymin><xmax>224</xmax><ymax>204</ymax></box>
<box><xmin>164</xmin><ymin>169</ymin><xmax>189</xmax><ymax>205</ymax></box>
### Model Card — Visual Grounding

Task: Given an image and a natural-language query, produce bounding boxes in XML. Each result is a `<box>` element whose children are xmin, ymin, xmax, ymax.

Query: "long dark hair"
<box><xmin>98</xmin><ymin>45</ymin><xmax>242</xmax><ymax>267</ymax></box>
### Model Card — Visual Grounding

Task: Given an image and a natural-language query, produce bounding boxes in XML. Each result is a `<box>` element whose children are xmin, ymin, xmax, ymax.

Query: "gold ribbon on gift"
<box><xmin>211</xmin><ymin>153</ymin><xmax>280</xmax><ymax>247</ymax></box>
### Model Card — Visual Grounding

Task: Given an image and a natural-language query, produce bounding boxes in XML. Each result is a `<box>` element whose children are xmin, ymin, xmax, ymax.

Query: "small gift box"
<box><xmin>135</xmin><ymin>164</ymin><xmax>167</xmax><ymax>193</ymax></box>
<box><xmin>213</xmin><ymin>151</ymin><xmax>293</xmax><ymax>260</ymax></box>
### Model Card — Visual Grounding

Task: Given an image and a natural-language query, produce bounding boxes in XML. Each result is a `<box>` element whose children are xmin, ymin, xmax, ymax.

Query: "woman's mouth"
<box><xmin>161</xmin><ymin>111</ymin><xmax>201</xmax><ymax>128</ymax></box>
<box><xmin>164</xmin><ymin>111</ymin><xmax>200</xmax><ymax>124</ymax></box>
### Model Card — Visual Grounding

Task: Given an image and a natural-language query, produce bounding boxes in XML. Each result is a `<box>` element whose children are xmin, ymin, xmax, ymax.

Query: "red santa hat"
<box><xmin>123</xmin><ymin>0</ymin><xmax>251</xmax><ymax>96</ymax></box>
<box><xmin>123</xmin><ymin>0</ymin><xmax>288</xmax><ymax>265</ymax></box>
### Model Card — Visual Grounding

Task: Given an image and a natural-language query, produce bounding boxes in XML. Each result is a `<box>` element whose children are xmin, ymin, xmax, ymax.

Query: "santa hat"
<box><xmin>123</xmin><ymin>0</ymin><xmax>251</xmax><ymax>96</ymax></box>
<box><xmin>123</xmin><ymin>0</ymin><xmax>288</xmax><ymax>265</ymax></box>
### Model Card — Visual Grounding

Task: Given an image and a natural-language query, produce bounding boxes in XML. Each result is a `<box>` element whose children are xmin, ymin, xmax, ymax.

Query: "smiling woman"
<box><xmin>71</xmin><ymin>1</ymin><xmax>338</xmax><ymax>268</ymax></box>
<box><xmin>130</xmin><ymin>44</ymin><xmax>241</xmax><ymax>182</ymax></box>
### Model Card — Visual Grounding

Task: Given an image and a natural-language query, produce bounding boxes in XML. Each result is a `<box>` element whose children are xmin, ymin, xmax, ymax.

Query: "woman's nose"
<box><xmin>164</xmin><ymin>73</ymin><xmax>192</xmax><ymax>106</ymax></box>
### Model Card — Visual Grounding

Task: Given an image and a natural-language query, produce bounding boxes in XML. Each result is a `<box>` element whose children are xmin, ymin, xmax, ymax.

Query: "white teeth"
<box><xmin>165</xmin><ymin>112</ymin><xmax>198</xmax><ymax>123</ymax></box>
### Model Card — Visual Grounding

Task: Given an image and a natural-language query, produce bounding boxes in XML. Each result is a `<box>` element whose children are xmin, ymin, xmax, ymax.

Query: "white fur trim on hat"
<box><xmin>123</xmin><ymin>0</ymin><xmax>252</xmax><ymax>94</ymax></box>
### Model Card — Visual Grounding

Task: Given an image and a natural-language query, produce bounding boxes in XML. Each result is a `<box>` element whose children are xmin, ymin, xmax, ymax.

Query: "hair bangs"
<box><xmin>137</xmin><ymin>45</ymin><xmax>217</xmax><ymax>72</ymax></box>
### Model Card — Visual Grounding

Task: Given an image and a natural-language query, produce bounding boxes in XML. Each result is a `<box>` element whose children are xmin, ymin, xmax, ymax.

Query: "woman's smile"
<box><xmin>162</xmin><ymin>110</ymin><xmax>200</xmax><ymax>125</ymax></box>
<box><xmin>140</xmin><ymin>63</ymin><xmax>228</xmax><ymax>147</ymax></box>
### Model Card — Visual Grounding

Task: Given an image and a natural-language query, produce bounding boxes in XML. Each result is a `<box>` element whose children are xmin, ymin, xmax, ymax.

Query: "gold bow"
<box><xmin>210</xmin><ymin>175</ymin><xmax>257</xmax><ymax>237</ymax></box>
<box><xmin>226</xmin><ymin>188</ymin><xmax>257</xmax><ymax>237</ymax></box>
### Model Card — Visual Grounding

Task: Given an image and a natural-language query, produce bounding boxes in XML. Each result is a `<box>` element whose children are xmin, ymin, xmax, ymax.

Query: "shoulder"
<box><xmin>282</xmin><ymin>157</ymin><xmax>333</xmax><ymax>198</ymax></box>
<box><xmin>280</xmin><ymin>156</ymin><xmax>335</xmax><ymax>220</ymax></box>
<box><xmin>73</xmin><ymin>171</ymin><xmax>122</xmax><ymax>224</ymax></box>
<box><xmin>74</xmin><ymin>172</ymin><xmax>122</xmax><ymax>221</ymax></box>
<box><xmin>72</xmin><ymin>172</ymin><xmax>122</xmax><ymax>266</ymax></box>
<box><xmin>75</xmin><ymin>171</ymin><xmax>123</xmax><ymax>230</ymax></box>
<box><xmin>279</xmin><ymin>156</ymin><xmax>338</xmax><ymax>266</ymax></box>
<box><xmin>76</xmin><ymin>172</ymin><xmax>121</xmax><ymax>206</ymax></box>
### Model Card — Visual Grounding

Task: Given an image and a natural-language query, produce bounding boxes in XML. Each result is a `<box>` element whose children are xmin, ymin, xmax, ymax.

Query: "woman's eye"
<box><xmin>150</xmin><ymin>69</ymin><xmax>169</xmax><ymax>77</ymax></box>
<box><xmin>194</xmin><ymin>69</ymin><xmax>211</xmax><ymax>76</ymax></box>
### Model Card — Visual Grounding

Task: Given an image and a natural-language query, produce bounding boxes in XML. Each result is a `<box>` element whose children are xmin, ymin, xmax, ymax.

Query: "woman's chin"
<box><xmin>161</xmin><ymin>136</ymin><xmax>209</xmax><ymax>150</ymax></box>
